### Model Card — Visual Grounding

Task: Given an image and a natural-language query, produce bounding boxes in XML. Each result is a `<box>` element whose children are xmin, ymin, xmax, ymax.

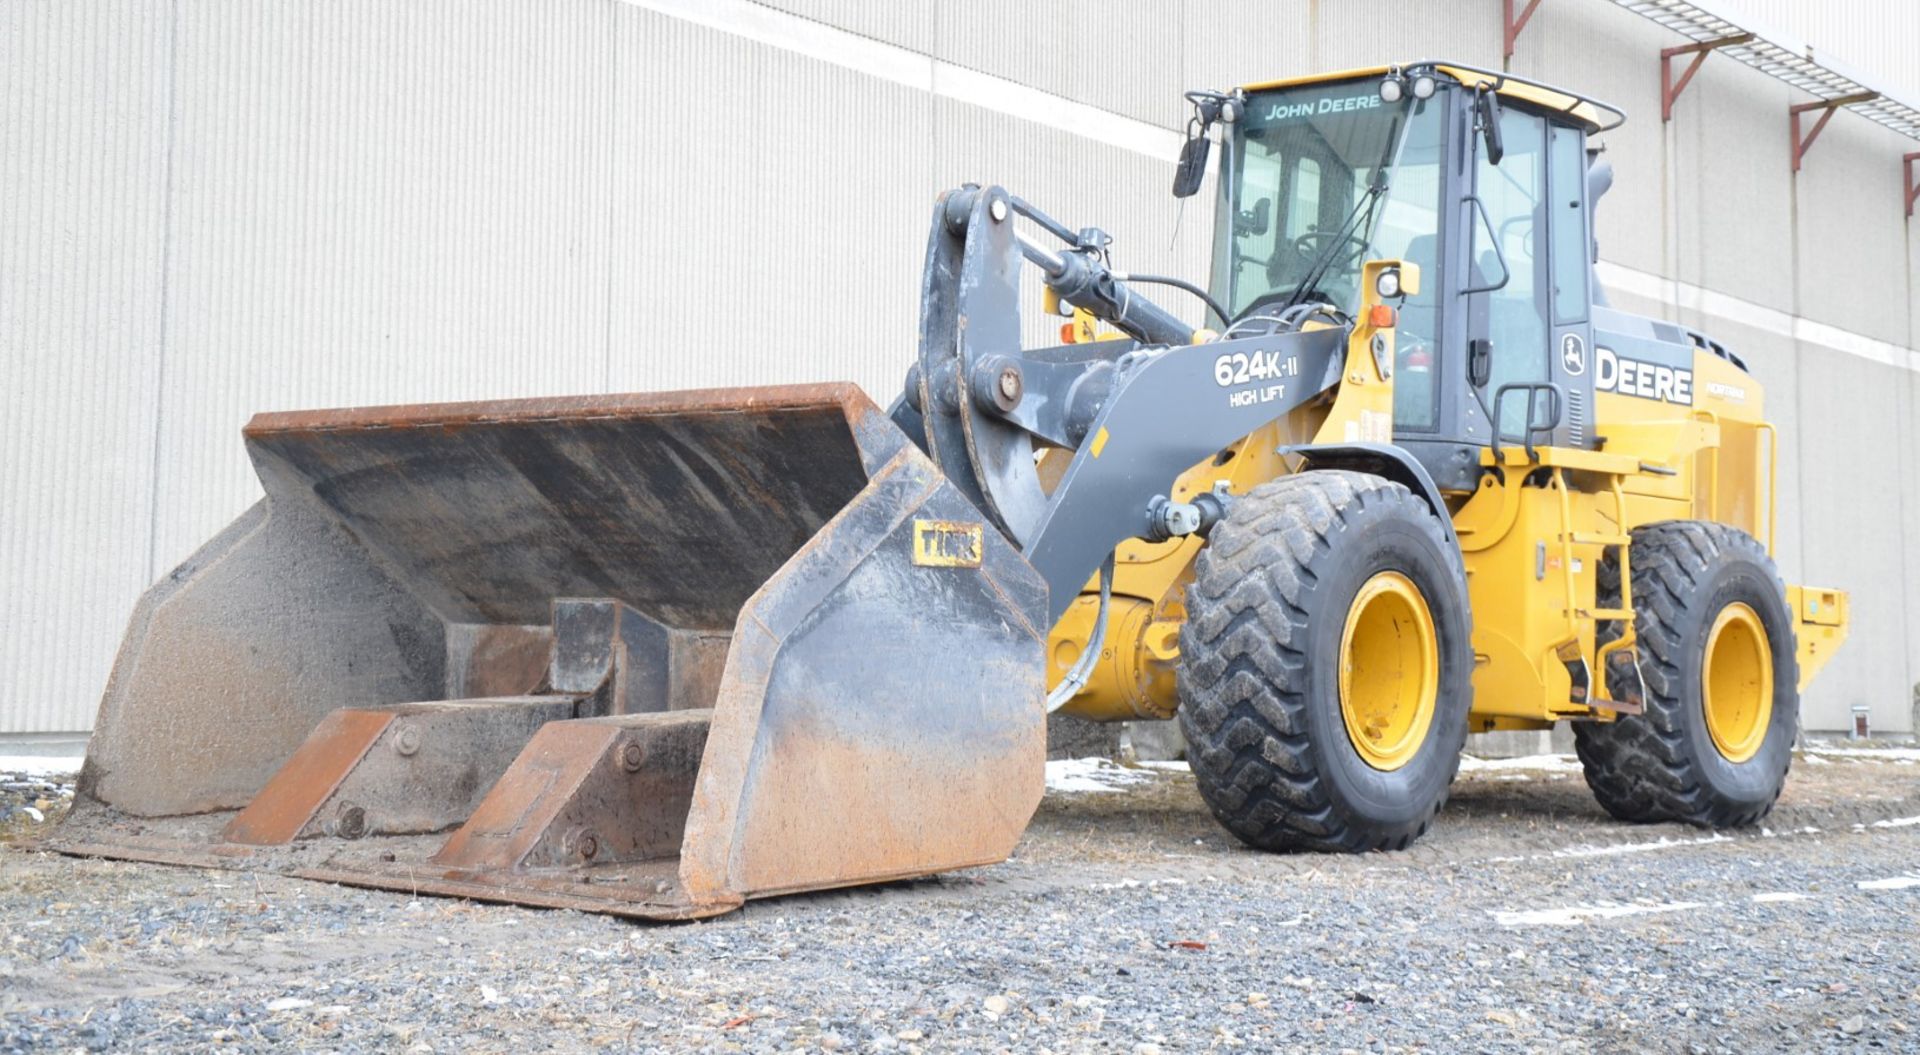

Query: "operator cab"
<box><xmin>1196</xmin><ymin>62</ymin><xmax>1626</xmax><ymax>492</ymax></box>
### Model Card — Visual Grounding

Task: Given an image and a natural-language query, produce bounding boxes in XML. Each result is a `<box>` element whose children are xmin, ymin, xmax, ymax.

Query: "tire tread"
<box><xmin>1573</xmin><ymin>521</ymin><xmax>1798</xmax><ymax>827</ymax></box>
<box><xmin>1178</xmin><ymin>471</ymin><xmax>1468</xmax><ymax>853</ymax></box>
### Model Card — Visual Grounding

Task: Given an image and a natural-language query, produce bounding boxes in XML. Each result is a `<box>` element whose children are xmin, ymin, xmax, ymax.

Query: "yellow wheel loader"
<box><xmin>50</xmin><ymin>61</ymin><xmax>1850</xmax><ymax>918</ymax></box>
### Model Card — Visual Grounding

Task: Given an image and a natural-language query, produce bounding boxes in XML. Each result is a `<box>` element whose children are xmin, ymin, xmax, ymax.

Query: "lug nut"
<box><xmin>336</xmin><ymin>804</ymin><xmax>367</xmax><ymax>840</ymax></box>
<box><xmin>620</xmin><ymin>741</ymin><xmax>645</xmax><ymax>772</ymax></box>
<box><xmin>393</xmin><ymin>723</ymin><xmax>422</xmax><ymax>757</ymax></box>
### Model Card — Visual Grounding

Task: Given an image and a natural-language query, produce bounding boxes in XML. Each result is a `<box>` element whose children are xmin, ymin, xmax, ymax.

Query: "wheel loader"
<box><xmin>49</xmin><ymin>61</ymin><xmax>1851</xmax><ymax>919</ymax></box>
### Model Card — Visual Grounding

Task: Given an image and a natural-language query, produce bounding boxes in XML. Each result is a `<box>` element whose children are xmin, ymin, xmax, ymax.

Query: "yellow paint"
<box><xmin>1788</xmin><ymin>586</ymin><xmax>1849</xmax><ymax>691</ymax></box>
<box><xmin>1455</xmin><ymin>475</ymin><xmax>1612</xmax><ymax>721</ymax></box>
<box><xmin>910</xmin><ymin>519</ymin><xmax>983</xmax><ymax>568</ymax></box>
<box><xmin>1702</xmin><ymin>602</ymin><xmax>1773</xmax><ymax>763</ymax></box>
<box><xmin>1089</xmin><ymin>427</ymin><xmax>1110</xmax><ymax>458</ymax></box>
<box><xmin>1314</xmin><ymin>259</ymin><xmax>1406</xmax><ymax>445</ymax></box>
<box><xmin>1338</xmin><ymin>571</ymin><xmax>1440</xmax><ymax>770</ymax></box>
<box><xmin>1049</xmin><ymin>596</ymin><xmax>1182</xmax><ymax>721</ymax></box>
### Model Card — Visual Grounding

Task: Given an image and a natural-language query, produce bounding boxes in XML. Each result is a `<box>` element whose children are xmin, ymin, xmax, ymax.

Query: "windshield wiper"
<box><xmin>1283</xmin><ymin>169</ymin><xmax>1388</xmax><ymax>312</ymax></box>
<box><xmin>1231</xmin><ymin>172</ymin><xmax>1387</xmax><ymax>325</ymax></box>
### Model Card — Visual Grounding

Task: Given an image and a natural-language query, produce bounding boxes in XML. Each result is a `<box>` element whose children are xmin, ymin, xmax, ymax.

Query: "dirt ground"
<box><xmin>3</xmin><ymin>743</ymin><xmax>1918</xmax><ymax>1053</ymax></box>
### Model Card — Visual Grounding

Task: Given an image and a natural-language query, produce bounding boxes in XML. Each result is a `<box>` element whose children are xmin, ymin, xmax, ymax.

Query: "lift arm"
<box><xmin>894</xmin><ymin>185</ymin><xmax>1346</xmax><ymax>623</ymax></box>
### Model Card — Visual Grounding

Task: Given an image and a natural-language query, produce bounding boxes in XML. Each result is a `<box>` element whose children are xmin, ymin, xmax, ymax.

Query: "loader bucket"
<box><xmin>49</xmin><ymin>383</ymin><xmax>1048</xmax><ymax>919</ymax></box>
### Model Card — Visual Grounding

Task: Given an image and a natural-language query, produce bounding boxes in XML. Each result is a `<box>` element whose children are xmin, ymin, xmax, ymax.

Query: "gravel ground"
<box><xmin>3</xmin><ymin>745</ymin><xmax>1918</xmax><ymax>1054</ymax></box>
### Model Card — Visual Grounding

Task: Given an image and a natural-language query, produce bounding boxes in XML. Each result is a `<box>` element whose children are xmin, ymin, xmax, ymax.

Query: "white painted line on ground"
<box><xmin>1808</xmin><ymin>746</ymin><xmax>1920</xmax><ymax>763</ymax></box>
<box><xmin>1551</xmin><ymin>833</ymin><xmax>1731</xmax><ymax>859</ymax></box>
<box><xmin>1857</xmin><ymin>874</ymin><xmax>1920</xmax><ymax>891</ymax></box>
<box><xmin>1750</xmin><ymin>891</ymin><xmax>1811</xmax><ymax>903</ymax></box>
<box><xmin>1493</xmin><ymin>901</ymin><xmax>1705</xmax><ymax>927</ymax></box>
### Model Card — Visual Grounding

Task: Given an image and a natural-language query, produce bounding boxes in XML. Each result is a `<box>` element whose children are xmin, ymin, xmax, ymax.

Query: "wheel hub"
<box><xmin>1338</xmin><ymin>571</ymin><xmax>1439</xmax><ymax>771</ymax></box>
<box><xmin>1703</xmin><ymin>602</ymin><xmax>1773</xmax><ymax>763</ymax></box>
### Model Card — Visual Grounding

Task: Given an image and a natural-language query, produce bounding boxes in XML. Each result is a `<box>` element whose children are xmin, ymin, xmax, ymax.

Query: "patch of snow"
<box><xmin>0</xmin><ymin>755</ymin><xmax>83</xmax><ymax>777</ymax></box>
<box><xmin>1551</xmin><ymin>833</ymin><xmax>1729</xmax><ymax>859</ymax></box>
<box><xmin>1750</xmin><ymin>892</ymin><xmax>1810</xmax><ymax>904</ymax></box>
<box><xmin>1045</xmin><ymin>758</ymin><xmax>1153</xmax><ymax>794</ymax></box>
<box><xmin>1857</xmin><ymin>874</ymin><xmax>1920</xmax><ymax>891</ymax></box>
<box><xmin>1493</xmin><ymin>900</ymin><xmax>1704</xmax><ymax>927</ymax></box>
<box><xmin>1138</xmin><ymin>760</ymin><xmax>1190</xmax><ymax>772</ymax></box>
<box><xmin>1871</xmin><ymin>815</ymin><xmax>1920</xmax><ymax>829</ymax></box>
<box><xmin>1457</xmin><ymin>754</ymin><xmax>1583</xmax><ymax>774</ymax></box>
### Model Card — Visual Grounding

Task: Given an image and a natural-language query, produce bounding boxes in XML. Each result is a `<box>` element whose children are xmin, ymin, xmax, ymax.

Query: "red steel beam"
<box><xmin>1660</xmin><ymin>34</ymin><xmax>1754</xmax><ymax>123</ymax></box>
<box><xmin>1906</xmin><ymin>152</ymin><xmax>1920</xmax><ymax>218</ymax></box>
<box><xmin>1504</xmin><ymin>0</ymin><xmax>1544</xmax><ymax>63</ymax></box>
<box><xmin>1789</xmin><ymin>92</ymin><xmax>1879</xmax><ymax>173</ymax></box>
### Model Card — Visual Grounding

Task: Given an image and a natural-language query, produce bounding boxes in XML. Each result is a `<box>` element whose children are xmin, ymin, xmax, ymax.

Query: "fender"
<box><xmin>1283</xmin><ymin>442</ymin><xmax>1460</xmax><ymax>553</ymax></box>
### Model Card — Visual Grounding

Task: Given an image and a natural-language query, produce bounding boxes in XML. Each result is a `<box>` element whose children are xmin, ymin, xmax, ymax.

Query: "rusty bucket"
<box><xmin>50</xmin><ymin>383</ymin><xmax>1047</xmax><ymax>919</ymax></box>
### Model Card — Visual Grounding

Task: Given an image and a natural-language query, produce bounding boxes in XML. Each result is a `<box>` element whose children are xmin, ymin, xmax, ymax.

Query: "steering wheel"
<box><xmin>1291</xmin><ymin>230</ymin><xmax>1369</xmax><ymax>271</ymax></box>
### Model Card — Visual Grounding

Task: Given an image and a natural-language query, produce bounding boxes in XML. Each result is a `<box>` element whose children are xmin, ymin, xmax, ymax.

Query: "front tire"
<box><xmin>1574</xmin><ymin>522</ymin><xmax>1799</xmax><ymax>827</ymax></box>
<box><xmin>1177</xmin><ymin>471</ymin><xmax>1472</xmax><ymax>853</ymax></box>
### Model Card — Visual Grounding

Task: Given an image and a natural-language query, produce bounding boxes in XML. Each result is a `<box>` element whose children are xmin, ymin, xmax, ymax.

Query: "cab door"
<box><xmin>1468</xmin><ymin>107</ymin><xmax>1552</xmax><ymax>445</ymax></box>
<box><xmin>1543</xmin><ymin>123</ymin><xmax>1596</xmax><ymax>448</ymax></box>
<box><xmin>1466</xmin><ymin>110</ymin><xmax>1596</xmax><ymax>450</ymax></box>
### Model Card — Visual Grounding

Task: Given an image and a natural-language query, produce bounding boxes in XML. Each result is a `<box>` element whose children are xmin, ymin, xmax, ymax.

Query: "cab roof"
<box><xmin>1240</xmin><ymin>60</ymin><xmax>1626</xmax><ymax>133</ymax></box>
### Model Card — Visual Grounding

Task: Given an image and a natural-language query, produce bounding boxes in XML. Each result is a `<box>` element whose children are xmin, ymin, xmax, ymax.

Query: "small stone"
<box><xmin>895</xmin><ymin>1029</ymin><xmax>925</xmax><ymax>1041</ymax></box>
<box><xmin>1134</xmin><ymin>1044</ymin><xmax>1163</xmax><ymax>1055</ymax></box>
<box><xmin>1838</xmin><ymin>1015</ymin><xmax>1866</xmax><ymax>1036</ymax></box>
<box><xmin>265</xmin><ymin>997</ymin><xmax>312</xmax><ymax>1012</ymax></box>
<box><xmin>983</xmin><ymin>994</ymin><xmax>1010</xmax><ymax>1016</ymax></box>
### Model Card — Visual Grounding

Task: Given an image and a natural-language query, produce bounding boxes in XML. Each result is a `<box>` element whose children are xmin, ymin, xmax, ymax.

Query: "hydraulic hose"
<box><xmin>1046</xmin><ymin>553</ymin><xmax>1116</xmax><ymax>713</ymax></box>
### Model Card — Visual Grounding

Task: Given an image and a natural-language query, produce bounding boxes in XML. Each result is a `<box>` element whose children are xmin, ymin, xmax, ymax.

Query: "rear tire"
<box><xmin>1177</xmin><ymin>471</ymin><xmax>1472</xmax><ymax>852</ymax></box>
<box><xmin>1573</xmin><ymin>521</ymin><xmax>1799</xmax><ymax>827</ymax></box>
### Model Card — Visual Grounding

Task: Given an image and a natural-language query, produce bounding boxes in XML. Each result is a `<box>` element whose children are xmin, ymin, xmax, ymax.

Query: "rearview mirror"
<box><xmin>1477</xmin><ymin>91</ymin><xmax>1505</xmax><ymax>165</ymax></box>
<box><xmin>1173</xmin><ymin>135</ymin><xmax>1210</xmax><ymax>198</ymax></box>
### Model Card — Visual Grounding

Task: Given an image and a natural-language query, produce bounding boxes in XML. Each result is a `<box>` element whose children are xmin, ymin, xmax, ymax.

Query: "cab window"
<box><xmin>1473</xmin><ymin>107</ymin><xmax>1550</xmax><ymax>438</ymax></box>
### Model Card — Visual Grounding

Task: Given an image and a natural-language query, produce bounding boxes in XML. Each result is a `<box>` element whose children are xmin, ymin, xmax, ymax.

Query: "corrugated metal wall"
<box><xmin>2</xmin><ymin>1</ymin><xmax>171</xmax><ymax>738</ymax></box>
<box><xmin>3</xmin><ymin>0</ymin><xmax>1917</xmax><ymax>736</ymax></box>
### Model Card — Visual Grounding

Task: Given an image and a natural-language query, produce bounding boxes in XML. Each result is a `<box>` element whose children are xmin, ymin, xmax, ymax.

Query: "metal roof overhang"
<box><xmin>1606</xmin><ymin>0</ymin><xmax>1920</xmax><ymax>140</ymax></box>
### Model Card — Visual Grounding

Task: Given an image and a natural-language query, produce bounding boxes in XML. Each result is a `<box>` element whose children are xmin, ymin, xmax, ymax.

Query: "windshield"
<box><xmin>1214</xmin><ymin>80</ymin><xmax>1439</xmax><ymax>320</ymax></box>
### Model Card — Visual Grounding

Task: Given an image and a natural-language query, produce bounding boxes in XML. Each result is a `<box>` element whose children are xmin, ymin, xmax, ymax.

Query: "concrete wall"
<box><xmin>3</xmin><ymin>0</ymin><xmax>1916</xmax><ymax>737</ymax></box>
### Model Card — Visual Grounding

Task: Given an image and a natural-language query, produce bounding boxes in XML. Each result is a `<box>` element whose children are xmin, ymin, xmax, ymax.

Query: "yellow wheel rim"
<box><xmin>1338</xmin><ymin>571</ymin><xmax>1440</xmax><ymax>772</ymax></box>
<box><xmin>1703</xmin><ymin>602</ymin><xmax>1773</xmax><ymax>763</ymax></box>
